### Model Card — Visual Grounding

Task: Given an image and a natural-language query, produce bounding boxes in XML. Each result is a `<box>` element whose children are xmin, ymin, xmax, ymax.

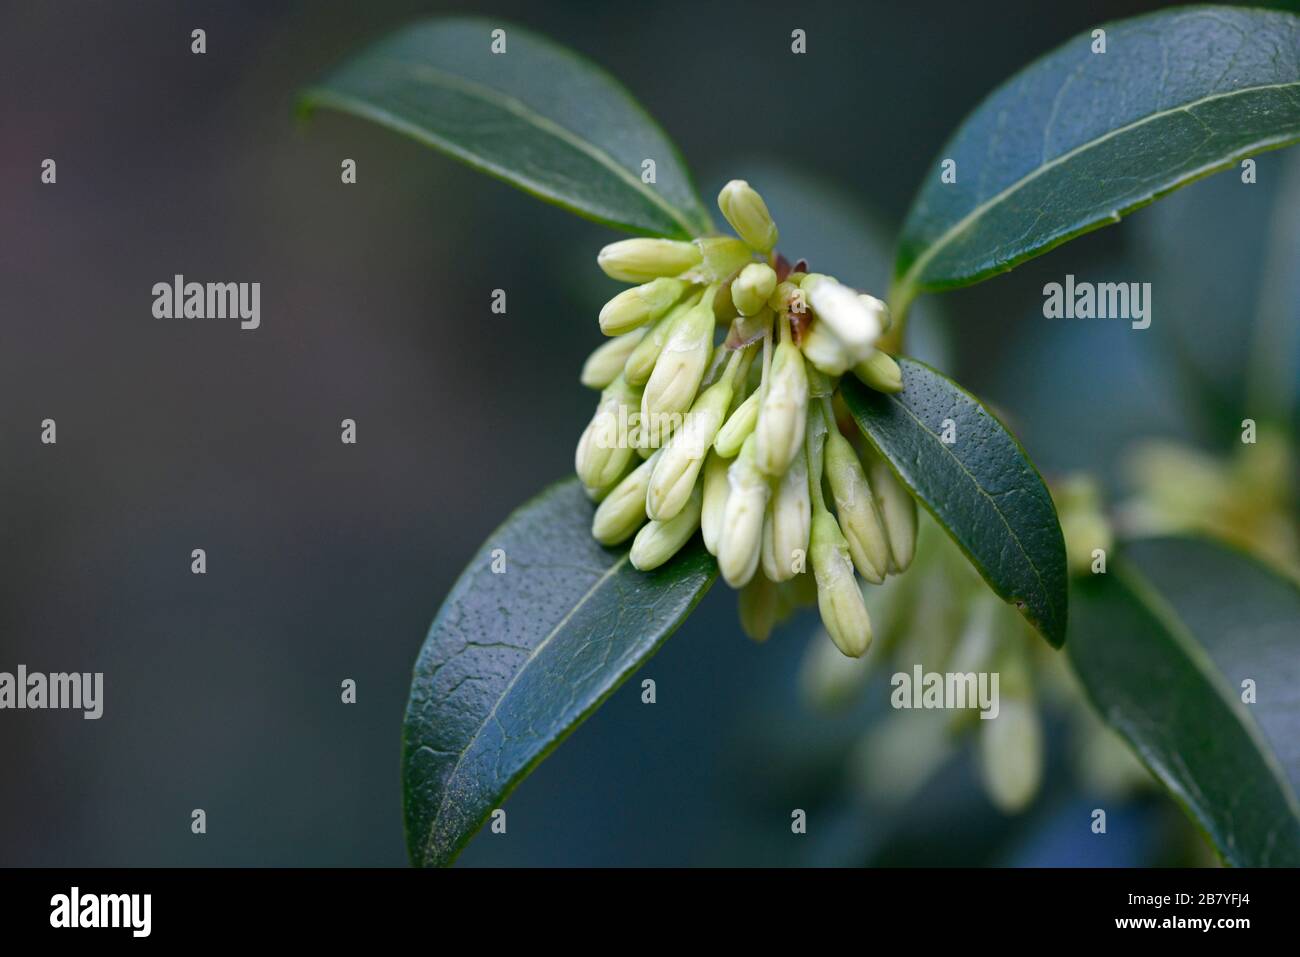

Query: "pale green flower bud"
<box><xmin>717</xmin><ymin>179</ymin><xmax>779</xmax><ymax>253</ymax></box>
<box><xmin>575</xmin><ymin>376</ymin><xmax>639</xmax><ymax>490</ymax></box>
<box><xmin>714</xmin><ymin>390</ymin><xmax>759</xmax><ymax>458</ymax></box>
<box><xmin>804</xmin><ymin>275</ymin><xmax>881</xmax><ymax>358</ymax></box>
<box><xmin>737</xmin><ymin>574</ymin><xmax>779</xmax><ymax>642</ymax></box>
<box><xmin>761</xmin><ymin>448</ymin><xmax>810</xmax><ymax>582</ymax></box>
<box><xmin>700</xmin><ymin>449</ymin><xmax>731</xmax><ymax>555</ymax></box>
<box><xmin>865</xmin><ymin>453</ymin><xmax>917</xmax><ymax>572</ymax></box>
<box><xmin>731</xmin><ymin>263</ymin><xmax>778</xmax><ymax>317</ymax></box>
<box><xmin>1054</xmin><ymin>475</ymin><xmax>1113</xmax><ymax>577</ymax></box>
<box><xmin>799</xmin><ymin>318</ymin><xmax>856</xmax><ymax>376</ymax></box>
<box><xmin>597</xmin><ymin>238</ymin><xmax>702</xmax><ymax>282</ymax></box>
<box><xmin>641</xmin><ymin>287</ymin><xmax>717</xmax><ymax>423</ymax></box>
<box><xmin>810</xmin><ymin>509</ymin><xmax>873</xmax><ymax>658</ymax></box>
<box><xmin>755</xmin><ymin>340</ymin><xmax>808</xmax><ymax>476</ymax></box>
<box><xmin>599</xmin><ymin>278</ymin><xmax>690</xmax><ymax>335</ymax></box>
<box><xmin>630</xmin><ymin>483</ymin><xmax>702</xmax><ymax>571</ymax></box>
<box><xmin>647</xmin><ymin>375</ymin><xmax>734</xmax><ymax>521</ymax></box>
<box><xmin>824</xmin><ymin>431</ymin><xmax>889</xmax><ymax>583</ymax></box>
<box><xmin>717</xmin><ymin>433</ymin><xmax>769</xmax><ymax>587</ymax></box>
<box><xmin>591</xmin><ymin>451</ymin><xmax>659</xmax><ymax>545</ymax></box>
<box><xmin>853</xmin><ymin>349</ymin><xmax>903</xmax><ymax>393</ymax></box>
<box><xmin>978</xmin><ymin>696</ymin><xmax>1043</xmax><ymax>813</ymax></box>
<box><xmin>581</xmin><ymin>328</ymin><xmax>647</xmax><ymax>389</ymax></box>
<box><xmin>623</xmin><ymin>296</ymin><xmax>694</xmax><ymax>387</ymax></box>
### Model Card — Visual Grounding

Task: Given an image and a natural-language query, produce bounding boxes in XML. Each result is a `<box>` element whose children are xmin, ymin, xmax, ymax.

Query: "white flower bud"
<box><xmin>761</xmin><ymin>448</ymin><xmax>810</xmax><ymax>582</ymax></box>
<box><xmin>714</xmin><ymin>390</ymin><xmax>760</xmax><ymax>458</ymax></box>
<box><xmin>597</xmin><ymin>238</ymin><xmax>702</xmax><ymax>282</ymax></box>
<box><xmin>866</xmin><ymin>453</ymin><xmax>917</xmax><ymax>572</ymax></box>
<box><xmin>738</xmin><ymin>574</ymin><xmax>779</xmax><ymax>642</ymax></box>
<box><xmin>861</xmin><ymin>293</ymin><xmax>892</xmax><ymax>334</ymax></box>
<box><xmin>581</xmin><ymin>328</ymin><xmax>647</xmax><ymax>389</ymax></box>
<box><xmin>575</xmin><ymin>376</ymin><xmax>639</xmax><ymax>490</ymax></box>
<box><xmin>599</xmin><ymin>278</ymin><xmax>690</xmax><ymax>335</ymax></box>
<box><xmin>646</xmin><ymin>375</ymin><xmax>734</xmax><ymax>521</ymax></box>
<box><xmin>853</xmin><ymin>349</ymin><xmax>903</xmax><ymax>393</ymax></box>
<box><xmin>810</xmin><ymin>509</ymin><xmax>873</xmax><ymax>658</ymax></box>
<box><xmin>804</xmin><ymin>275</ymin><xmax>881</xmax><ymax>359</ymax></box>
<box><xmin>700</xmin><ymin>449</ymin><xmax>731</xmax><ymax>555</ymax></box>
<box><xmin>717</xmin><ymin>179</ymin><xmax>779</xmax><ymax>253</ymax></box>
<box><xmin>824</xmin><ymin>431</ymin><xmax>889</xmax><ymax>583</ymax></box>
<box><xmin>591</xmin><ymin>451</ymin><xmax>659</xmax><ymax>545</ymax></box>
<box><xmin>978</xmin><ymin>697</ymin><xmax>1043</xmax><ymax>813</ymax></box>
<box><xmin>755</xmin><ymin>340</ymin><xmax>808</xmax><ymax>476</ymax></box>
<box><xmin>717</xmin><ymin>434</ymin><xmax>769</xmax><ymax>587</ymax></box>
<box><xmin>731</xmin><ymin>263</ymin><xmax>778</xmax><ymax>316</ymax></box>
<box><xmin>630</xmin><ymin>483</ymin><xmax>702</xmax><ymax>571</ymax></box>
<box><xmin>623</xmin><ymin>296</ymin><xmax>697</xmax><ymax>386</ymax></box>
<box><xmin>641</xmin><ymin>289</ymin><xmax>716</xmax><ymax>422</ymax></box>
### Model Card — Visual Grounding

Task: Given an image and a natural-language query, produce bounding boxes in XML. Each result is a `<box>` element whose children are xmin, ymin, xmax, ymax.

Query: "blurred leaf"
<box><xmin>842</xmin><ymin>360</ymin><xmax>1068</xmax><ymax>647</ymax></box>
<box><xmin>894</xmin><ymin>7</ymin><xmax>1300</xmax><ymax>310</ymax></box>
<box><xmin>402</xmin><ymin>479</ymin><xmax>715</xmax><ymax>866</ymax></box>
<box><xmin>1126</xmin><ymin>537</ymin><xmax>1300</xmax><ymax>795</ymax></box>
<box><xmin>301</xmin><ymin>17</ymin><xmax>712</xmax><ymax>238</ymax></box>
<box><xmin>1069</xmin><ymin>541</ymin><xmax>1300</xmax><ymax>866</ymax></box>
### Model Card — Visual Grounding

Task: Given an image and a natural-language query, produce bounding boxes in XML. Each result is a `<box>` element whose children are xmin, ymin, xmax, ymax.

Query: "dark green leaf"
<box><xmin>301</xmin><ymin>17</ymin><xmax>712</xmax><ymax>238</ymax></box>
<box><xmin>402</xmin><ymin>478</ymin><xmax>715</xmax><ymax>867</ymax></box>
<box><xmin>1126</xmin><ymin>537</ymin><xmax>1300</xmax><ymax>796</ymax></box>
<box><xmin>1069</xmin><ymin>543</ymin><xmax>1300</xmax><ymax>866</ymax></box>
<box><xmin>842</xmin><ymin>359</ymin><xmax>1068</xmax><ymax>647</ymax></box>
<box><xmin>894</xmin><ymin>6</ymin><xmax>1300</xmax><ymax>310</ymax></box>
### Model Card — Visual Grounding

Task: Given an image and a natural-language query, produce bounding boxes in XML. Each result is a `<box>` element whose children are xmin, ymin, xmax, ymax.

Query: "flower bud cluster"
<box><xmin>578</xmin><ymin>180</ymin><xmax>919</xmax><ymax>657</ymax></box>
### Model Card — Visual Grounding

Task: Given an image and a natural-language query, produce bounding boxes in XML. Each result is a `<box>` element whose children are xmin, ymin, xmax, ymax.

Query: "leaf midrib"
<box><xmin>883</xmin><ymin>389</ymin><xmax>1056</xmax><ymax>628</ymax></box>
<box><xmin>897</xmin><ymin>79</ymin><xmax>1300</xmax><ymax>293</ymax></box>
<box><xmin>373</xmin><ymin>58</ymin><xmax>701</xmax><ymax>237</ymax></box>
<box><xmin>421</xmin><ymin>552</ymin><xmax>630</xmax><ymax>865</ymax></box>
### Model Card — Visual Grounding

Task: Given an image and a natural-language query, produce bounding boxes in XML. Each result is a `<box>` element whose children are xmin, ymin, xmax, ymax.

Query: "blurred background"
<box><xmin>0</xmin><ymin>0</ymin><xmax>1295</xmax><ymax>865</ymax></box>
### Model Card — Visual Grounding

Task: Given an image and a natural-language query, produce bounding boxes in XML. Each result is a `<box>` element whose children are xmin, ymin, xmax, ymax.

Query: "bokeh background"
<box><xmin>1</xmin><ymin>0</ymin><xmax>1295</xmax><ymax>865</ymax></box>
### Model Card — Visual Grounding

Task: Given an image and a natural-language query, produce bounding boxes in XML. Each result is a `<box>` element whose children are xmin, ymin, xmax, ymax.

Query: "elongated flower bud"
<box><xmin>978</xmin><ymin>696</ymin><xmax>1043</xmax><ymax>813</ymax></box>
<box><xmin>714</xmin><ymin>389</ymin><xmax>759</xmax><ymax>458</ymax></box>
<box><xmin>717</xmin><ymin>179</ymin><xmax>779</xmax><ymax>253</ymax></box>
<box><xmin>738</xmin><ymin>574</ymin><xmax>779</xmax><ymax>642</ymax></box>
<box><xmin>717</xmin><ymin>433</ymin><xmax>769</xmax><ymax>587</ymax></box>
<box><xmin>824</xmin><ymin>430</ymin><xmax>889</xmax><ymax>583</ymax></box>
<box><xmin>598</xmin><ymin>238</ymin><xmax>702</xmax><ymax>282</ymax></box>
<box><xmin>810</xmin><ymin>508</ymin><xmax>873</xmax><ymax>657</ymax></box>
<box><xmin>624</xmin><ymin>295</ymin><xmax>696</xmax><ymax>386</ymax></box>
<box><xmin>756</xmin><ymin>340</ymin><xmax>808</xmax><ymax>476</ymax></box>
<box><xmin>799</xmin><ymin>318</ymin><xmax>856</xmax><ymax>376</ymax></box>
<box><xmin>641</xmin><ymin>287</ymin><xmax>716</xmax><ymax>423</ymax></box>
<box><xmin>581</xmin><ymin>328</ymin><xmax>647</xmax><ymax>389</ymax></box>
<box><xmin>592</xmin><ymin>451</ymin><xmax>660</xmax><ymax>545</ymax></box>
<box><xmin>731</xmin><ymin>263</ymin><xmax>777</xmax><ymax>317</ymax></box>
<box><xmin>865</xmin><ymin>453</ymin><xmax>917</xmax><ymax>572</ymax></box>
<box><xmin>599</xmin><ymin>278</ymin><xmax>690</xmax><ymax>335</ymax></box>
<box><xmin>630</xmin><ymin>483</ymin><xmax>702</xmax><ymax>571</ymax></box>
<box><xmin>575</xmin><ymin>376</ymin><xmax>639</xmax><ymax>490</ymax></box>
<box><xmin>853</xmin><ymin>349</ymin><xmax>903</xmax><ymax>393</ymax></box>
<box><xmin>804</xmin><ymin>275</ymin><xmax>880</xmax><ymax>359</ymax></box>
<box><xmin>647</xmin><ymin>374</ymin><xmax>734</xmax><ymax>521</ymax></box>
<box><xmin>700</xmin><ymin>449</ymin><xmax>731</xmax><ymax>555</ymax></box>
<box><xmin>761</xmin><ymin>447</ymin><xmax>810</xmax><ymax>582</ymax></box>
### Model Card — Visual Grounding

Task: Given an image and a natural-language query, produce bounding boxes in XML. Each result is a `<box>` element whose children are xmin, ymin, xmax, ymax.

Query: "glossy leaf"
<box><xmin>894</xmin><ymin>6</ymin><xmax>1300</xmax><ymax>311</ymax></box>
<box><xmin>1069</xmin><ymin>541</ymin><xmax>1300</xmax><ymax>866</ymax></box>
<box><xmin>301</xmin><ymin>17</ymin><xmax>712</xmax><ymax>238</ymax></box>
<box><xmin>403</xmin><ymin>479</ymin><xmax>716</xmax><ymax>866</ymax></box>
<box><xmin>842</xmin><ymin>359</ymin><xmax>1067</xmax><ymax>647</ymax></box>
